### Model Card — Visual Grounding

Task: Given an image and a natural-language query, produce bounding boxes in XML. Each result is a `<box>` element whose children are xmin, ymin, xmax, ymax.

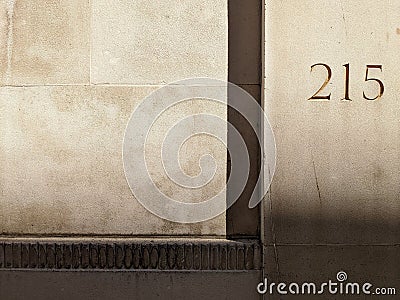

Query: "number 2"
<box><xmin>308</xmin><ymin>63</ymin><xmax>332</xmax><ymax>101</ymax></box>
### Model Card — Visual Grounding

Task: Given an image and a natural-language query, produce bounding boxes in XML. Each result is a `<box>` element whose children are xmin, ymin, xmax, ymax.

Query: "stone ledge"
<box><xmin>0</xmin><ymin>239</ymin><xmax>261</xmax><ymax>271</ymax></box>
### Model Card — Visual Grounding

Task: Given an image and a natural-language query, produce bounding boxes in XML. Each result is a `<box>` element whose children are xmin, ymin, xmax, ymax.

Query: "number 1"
<box><xmin>342</xmin><ymin>63</ymin><xmax>352</xmax><ymax>101</ymax></box>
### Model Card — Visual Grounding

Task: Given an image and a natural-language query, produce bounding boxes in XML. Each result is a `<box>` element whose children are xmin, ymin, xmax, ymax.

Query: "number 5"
<box><xmin>363</xmin><ymin>65</ymin><xmax>384</xmax><ymax>100</ymax></box>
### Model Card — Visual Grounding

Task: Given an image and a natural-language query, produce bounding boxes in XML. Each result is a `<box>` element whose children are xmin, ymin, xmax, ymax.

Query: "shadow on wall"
<box><xmin>263</xmin><ymin>210</ymin><xmax>400</xmax><ymax>300</ymax></box>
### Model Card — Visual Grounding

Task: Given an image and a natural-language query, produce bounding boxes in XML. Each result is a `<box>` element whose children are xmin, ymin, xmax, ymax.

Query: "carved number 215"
<box><xmin>308</xmin><ymin>64</ymin><xmax>384</xmax><ymax>101</ymax></box>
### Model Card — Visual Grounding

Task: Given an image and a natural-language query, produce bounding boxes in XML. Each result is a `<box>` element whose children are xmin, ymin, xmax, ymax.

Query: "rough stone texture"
<box><xmin>91</xmin><ymin>0</ymin><xmax>228</xmax><ymax>84</ymax></box>
<box><xmin>0</xmin><ymin>86</ymin><xmax>226</xmax><ymax>235</ymax></box>
<box><xmin>0</xmin><ymin>0</ymin><xmax>90</xmax><ymax>85</ymax></box>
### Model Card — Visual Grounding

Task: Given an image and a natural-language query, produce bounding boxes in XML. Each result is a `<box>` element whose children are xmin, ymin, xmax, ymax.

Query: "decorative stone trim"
<box><xmin>0</xmin><ymin>239</ymin><xmax>261</xmax><ymax>271</ymax></box>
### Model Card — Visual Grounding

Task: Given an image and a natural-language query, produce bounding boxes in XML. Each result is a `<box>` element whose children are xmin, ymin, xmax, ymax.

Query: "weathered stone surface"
<box><xmin>0</xmin><ymin>86</ymin><xmax>225</xmax><ymax>235</ymax></box>
<box><xmin>91</xmin><ymin>0</ymin><xmax>227</xmax><ymax>84</ymax></box>
<box><xmin>0</xmin><ymin>0</ymin><xmax>90</xmax><ymax>85</ymax></box>
<box><xmin>264</xmin><ymin>0</ymin><xmax>400</xmax><ymax>245</ymax></box>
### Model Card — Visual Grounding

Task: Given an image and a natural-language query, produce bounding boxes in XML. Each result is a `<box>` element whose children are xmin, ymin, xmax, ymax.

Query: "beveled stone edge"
<box><xmin>0</xmin><ymin>239</ymin><xmax>261</xmax><ymax>271</ymax></box>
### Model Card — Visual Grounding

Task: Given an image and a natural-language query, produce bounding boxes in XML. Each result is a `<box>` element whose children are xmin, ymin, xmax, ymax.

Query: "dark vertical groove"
<box><xmin>12</xmin><ymin>243</ymin><xmax>21</xmax><ymax>268</ymax></box>
<box><xmin>39</xmin><ymin>244</ymin><xmax>47</xmax><ymax>268</ymax></box>
<box><xmin>72</xmin><ymin>244</ymin><xmax>81</xmax><ymax>269</ymax></box>
<box><xmin>133</xmin><ymin>245</ymin><xmax>140</xmax><ymax>269</ymax></box>
<box><xmin>237</xmin><ymin>244</ymin><xmax>245</xmax><ymax>270</ymax></box>
<box><xmin>193</xmin><ymin>244</ymin><xmax>201</xmax><ymax>270</ymax></box>
<box><xmin>28</xmin><ymin>244</ymin><xmax>38</xmax><ymax>268</ymax></box>
<box><xmin>55</xmin><ymin>244</ymin><xmax>63</xmax><ymax>269</ymax></box>
<box><xmin>211</xmin><ymin>244</ymin><xmax>219</xmax><ymax>270</ymax></box>
<box><xmin>21</xmin><ymin>244</ymin><xmax>29</xmax><ymax>268</ymax></box>
<box><xmin>228</xmin><ymin>244</ymin><xmax>237</xmax><ymax>270</ymax></box>
<box><xmin>253</xmin><ymin>242</ymin><xmax>262</xmax><ymax>269</ymax></box>
<box><xmin>184</xmin><ymin>244</ymin><xmax>193</xmax><ymax>270</ymax></box>
<box><xmin>106</xmin><ymin>244</ymin><xmax>114</xmax><ymax>269</ymax></box>
<box><xmin>220</xmin><ymin>244</ymin><xmax>228</xmax><ymax>270</ymax></box>
<box><xmin>0</xmin><ymin>243</ymin><xmax>4</xmax><ymax>268</ymax></box>
<box><xmin>63</xmin><ymin>244</ymin><xmax>72</xmax><ymax>269</ymax></box>
<box><xmin>124</xmin><ymin>245</ymin><xmax>133</xmax><ymax>269</ymax></box>
<box><xmin>201</xmin><ymin>244</ymin><xmax>210</xmax><ymax>269</ymax></box>
<box><xmin>227</xmin><ymin>0</ymin><xmax>262</xmax><ymax>239</ymax></box>
<box><xmin>45</xmin><ymin>244</ymin><xmax>54</xmax><ymax>268</ymax></box>
<box><xmin>115</xmin><ymin>244</ymin><xmax>124</xmax><ymax>269</ymax></box>
<box><xmin>150</xmin><ymin>246</ymin><xmax>158</xmax><ymax>269</ymax></box>
<box><xmin>4</xmin><ymin>244</ymin><xmax>12</xmax><ymax>267</ymax></box>
<box><xmin>98</xmin><ymin>244</ymin><xmax>106</xmax><ymax>269</ymax></box>
<box><xmin>175</xmin><ymin>244</ymin><xmax>184</xmax><ymax>270</ymax></box>
<box><xmin>167</xmin><ymin>244</ymin><xmax>175</xmax><ymax>270</ymax></box>
<box><xmin>90</xmin><ymin>244</ymin><xmax>100</xmax><ymax>269</ymax></box>
<box><xmin>159</xmin><ymin>245</ymin><xmax>167</xmax><ymax>270</ymax></box>
<box><xmin>245</xmin><ymin>244</ymin><xmax>254</xmax><ymax>270</ymax></box>
<box><xmin>141</xmin><ymin>244</ymin><xmax>150</xmax><ymax>269</ymax></box>
<box><xmin>81</xmin><ymin>244</ymin><xmax>89</xmax><ymax>269</ymax></box>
